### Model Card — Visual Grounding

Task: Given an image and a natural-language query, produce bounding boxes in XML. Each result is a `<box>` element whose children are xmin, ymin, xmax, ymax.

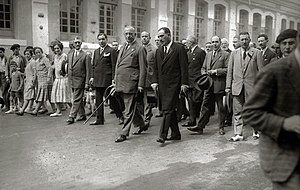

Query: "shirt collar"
<box><xmin>262</xmin><ymin>47</ymin><xmax>268</xmax><ymax>55</ymax></box>
<box><xmin>191</xmin><ymin>45</ymin><xmax>197</xmax><ymax>53</ymax></box>
<box><xmin>165</xmin><ymin>41</ymin><xmax>173</xmax><ymax>53</ymax></box>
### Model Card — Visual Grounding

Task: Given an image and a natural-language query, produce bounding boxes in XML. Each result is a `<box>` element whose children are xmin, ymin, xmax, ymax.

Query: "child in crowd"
<box><xmin>5</xmin><ymin>61</ymin><xmax>24</xmax><ymax>114</ymax></box>
<box><xmin>85</xmin><ymin>86</ymin><xmax>96</xmax><ymax>116</ymax></box>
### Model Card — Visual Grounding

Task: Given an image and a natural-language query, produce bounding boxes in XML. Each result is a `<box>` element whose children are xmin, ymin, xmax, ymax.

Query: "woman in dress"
<box><xmin>30</xmin><ymin>47</ymin><xmax>52</xmax><ymax>116</ymax></box>
<box><xmin>50</xmin><ymin>42</ymin><xmax>71</xmax><ymax>117</ymax></box>
<box><xmin>16</xmin><ymin>49</ymin><xmax>36</xmax><ymax>115</ymax></box>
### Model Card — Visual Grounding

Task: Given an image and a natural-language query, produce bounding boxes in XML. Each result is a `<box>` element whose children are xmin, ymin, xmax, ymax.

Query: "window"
<box><xmin>265</xmin><ymin>16</ymin><xmax>273</xmax><ymax>41</ymax></box>
<box><xmin>131</xmin><ymin>0</ymin><xmax>146</xmax><ymax>39</ymax></box>
<box><xmin>239</xmin><ymin>10</ymin><xmax>248</xmax><ymax>33</ymax></box>
<box><xmin>60</xmin><ymin>0</ymin><xmax>81</xmax><ymax>39</ymax></box>
<box><xmin>213</xmin><ymin>4</ymin><xmax>225</xmax><ymax>37</ymax></box>
<box><xmin>99</xmin><ymin>0</ymin><xmax>117</xmax><ymax>36</ymax></box>
<box><xmin>281</xmin><ymin>19</ymin><xmax>286</xmax><ymax>32</ymax></box>
<box><xmin>173</xmin><ymin>0</ymin><xmax>184</xmax><ymax>42</ymax></box>
<box><xmin>252</xmin><ymin>13</ymin><xmax>261</xmax><ymax>42</ymax></box>
<box><xmin>0</xmin><ymin>0</ymin><xmax>13</xmax><ymax>37</ymax></box>
<box><xmin>289</xmin><ymin>21</ymin><xmax>294</xmax><ymax>29</ymax></box>
<box><xmin>194</xmin><ymin>0</ymin><xmax>207</xmax><ymax>46</ymax></box>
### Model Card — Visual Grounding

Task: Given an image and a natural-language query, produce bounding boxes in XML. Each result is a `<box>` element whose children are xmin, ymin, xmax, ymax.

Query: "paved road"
<box><xmin>0</xmin><ymin>107</ymin><xmax>271</xmax><ymax>190</ymax></box>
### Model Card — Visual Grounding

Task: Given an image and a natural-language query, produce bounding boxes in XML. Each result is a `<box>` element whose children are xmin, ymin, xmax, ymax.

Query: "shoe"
<box><xmin>253</xmin><ymin>132</ymin><xmax>259</xmax><ymax>140</ymax></box>
<box><xmin>219</xmin><ymin>128</ymin><xmax>225</xmax><ymax>135</ymax></box>
<box><xmin>5</xmin><ymin>109</ymin><xmax>14</xmax><ymax>114</ymax></box>
<box><xmin>115</xmin><ymin>135</ymin><xmax>127</xmax><ymax>143</ymax></box>
<box><xmin>187</xmin><ymin>127</ymin><xmax>204</xmax><ymax>134</ymax></box>
<box><xmin>76</xmin><ymin>116</ymin><xmax>87</xmax><ymax>121</ymax></box>
<box><xmin>156</xmin><ymin>138</ymin><xmax>165</xmax><ymax>144</ymax></box>
<box><xmin>155</xmin><ymin>113</ymin><xmax>163</xmax><ymax>118</ymax></box>
<box><xmin>229</xmin><ymin>134</ymin><xmax>244</xmax><ymax>142</ymax></box>
<box><xmin>30</xmin><ymin>112</ymin><xmax>38</xmax><ymax>116</ymax></box>
<box><xmin>166</xmin><ymin>136</ymin><xmax>181</xmax><ymax>141</ymax></box>
<box><xmin>50</xmin><ymin>113</ymin><xmax>62</xmax><ymax>117</ymax></box>
<box><xmin>118</xmin><ymin>116</ymin><xmax>124</xmax><ymax>125</ymax></box>
<box><xmin>66</xmin><ymin>117</ymin><xmax>75</xmax><ymax>125</ymax></box>
<box><xmin>182</xmin><ymin>121</ymin><xmax>196</xmax><ymax>127</ymax></box>
<box><xmin>90</xmin><ymin>121</ymin><xmax>104</xmax><ymax>125</ymax></box>
<box><xmin>132</xmin><ymin>126</ymin><xmax>148</xmax><ymax>135</ymax></box>
<box><xmin>38</xmin><ymin>109</ymin><xmax>48</xmax><ymax>114</ymax></box>
<box><xmin>15</xmin><ymin>111</ymin><xmax>24</xmax><ymax>116</ymax></box>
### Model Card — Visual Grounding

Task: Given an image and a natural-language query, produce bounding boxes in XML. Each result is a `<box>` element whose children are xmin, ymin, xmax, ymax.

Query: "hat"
<box><xmin>10</xmin><ymin>44</ymin><xmax>20</xmax><ymax>51</ymax></box>
<box><xmin>276</xmin><ymin>29</ymin><xmax>297</xmax><ymax>44</ymax></box>
<box><xmin>194</xmin><ymin>74</ymin><xmax>213</xmax><ymax>91</ymax></box>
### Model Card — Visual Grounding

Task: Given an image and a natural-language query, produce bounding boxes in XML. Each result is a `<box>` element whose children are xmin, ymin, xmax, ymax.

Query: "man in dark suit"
<box><xmin>151</xmin><ymin>27</ymin><xmax>189</xmax><ymax>144</ymax></box>
<box><xmin>114</xmin><ymin>26</ymin><xmax>147</xmax><ymax>143</ymax></box>
<box><xmin>67</xmin><ymin>36</ymin><xmax>91</xmax><ymax>124</ymax></box>
<box><xmin>257</xmin><ymin>34</ymin><xmax>277</xmax><ymax>67</ymax></box>
<box><xmin>188</xmin><ymin>36</ymin><xmax>229</xmax><ymax>135</ymax></box>
<box><xmin>242</xmin><ymin>30</ymin><xmax>300</xmax><ymax>189</ymax></box>
<box><xmin>181</xmin><ymin>35</ymin><xmax>206</xmax><ymax>127</ymax></box>
<box><xmin>89</xmin><ymin>33</ymin><xmax>117</xmax><ymax>125</ymax></box>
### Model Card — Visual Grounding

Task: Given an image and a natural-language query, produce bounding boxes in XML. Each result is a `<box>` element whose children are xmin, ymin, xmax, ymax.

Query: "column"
<box><xmin>82</xmin><ymin>0</ymin><xmax>99</xmax><ymax>43</ymax></box>
<box><xmin>187</xmin><ymin>0</ymin><xmax>196</xmax><ymax>37</ymax></box>
<box><xmin>207</xmin><ymin>1</ymin><xmax>214</xmax><ymax>39</ymax></box>
<box><xmin>228</xmin><ymin>0</ymin><xmax>237</xmax><ymax>50</ymax></box>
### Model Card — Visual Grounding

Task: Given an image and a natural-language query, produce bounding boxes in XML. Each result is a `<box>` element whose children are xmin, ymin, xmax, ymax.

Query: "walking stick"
<box><xmin>83</xmin><ymin>85</ymin><xmax>115</xmax><ymax>125</ymax></box>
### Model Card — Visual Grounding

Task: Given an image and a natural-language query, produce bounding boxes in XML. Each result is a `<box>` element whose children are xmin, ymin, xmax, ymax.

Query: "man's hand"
<box><xmin>181</xmin><ymin>84</ymin><xmax>189</xmax><ymax>94</ymax></box>
<box><xmin>207</xmin><ymin>69</ymin><xmax>217</xmax><ymax>75</ymax></box>
<box><xmin>151</xmin><ymin>83</ymin><xmax>158</xmax><ymax>91</ymax></box>
<box><xmin>89</xmin><ymin>78</ymin><xmax>94</xmax><ymax>85</ymax></box>
<box><xmin>283</xmin><ymin>115</ymin><xmax>300</xmax><ymax>134</ymax></box>
<box><xmin>138</xmin><ymin>86</ymin><xmax>143</xmax><ymax>93</ymax></box>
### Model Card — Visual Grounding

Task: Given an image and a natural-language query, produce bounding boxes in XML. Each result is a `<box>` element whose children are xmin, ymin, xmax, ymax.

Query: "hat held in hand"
<box><xmin>194</xmin><ymin>74</ymin><xmax>213</xmax><ymax>91</ymax></box>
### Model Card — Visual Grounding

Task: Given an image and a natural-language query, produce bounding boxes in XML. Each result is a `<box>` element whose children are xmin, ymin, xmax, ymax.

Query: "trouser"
<box><xmin>224</xmin><ymin>93</ymin><xmax>233</xmax><ymax>124</ymax></box>
<box><xmin>120</xmin><ymin>93</ymin><xmax>145</xmax><ymax>136</ymax></box>
<box><xmin>144</xmin><ymin>88</ymin><xmax>154</xmax><ymax>126</ymax></box>
<box><xmin>109</xmin><ymin>94</ymin><xmax>124</xmax><ymax>118</ymax></box>
<box><xmin>0</xmin><ymin>72</ymin><xmax>10</xmax><ymax>108</ymax></box>
<box><xmin>187</xmin><ymin>87</ymin><xmax>204</xmax><ymax>123</ymax></box>
<box><xmin>159</xmin><ymin>110</ymin><xmax>181</xmax><ymax>139</ymax></box>
<box><xmin>95</xmin><ymin>87</ymin><xmax>106</xmax><ymax>123</ymax></box>
<box><xmin>69</xmin><ymin>88</ymin><xmax>85</xmax><ymax>118</ymax></box>
<box><xmin>177</xmin><ymin>96</ymin><xmax>189</xmax><ymax>119</ymax></box>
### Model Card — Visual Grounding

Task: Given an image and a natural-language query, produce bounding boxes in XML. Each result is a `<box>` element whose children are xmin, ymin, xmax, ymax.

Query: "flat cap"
<box><xmin>10</xmin><ymin>44</ymin><xmax>20</xmax><ymax>50</ymax></box>
<box><xmin>276</xmin><ymin>29</ymin><xmax>297</xmax><ymax>43</ymax></box>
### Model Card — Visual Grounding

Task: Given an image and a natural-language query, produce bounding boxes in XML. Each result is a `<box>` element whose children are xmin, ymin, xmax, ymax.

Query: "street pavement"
<box><xmin>0</xmin><ymin>107</ymin><xmax>272</xmax><ymax>190</ymax></box>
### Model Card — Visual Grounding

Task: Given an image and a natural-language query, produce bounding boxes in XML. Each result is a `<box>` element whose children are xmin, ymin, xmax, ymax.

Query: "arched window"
<box><xmin>213</xmin><ymin>4</ymin><xmax>225</xmax><ymax>37</ymax></box>
<box><xmin>289</xmin><ymin>21</ymin><xmax>294</xmax><ymax>29</ymax></box>
<box><xmin>239</xmin><ymin>9</ymin><xmax>249</xmax><ymax>33</ymax></box>
<box><xmin>252</xmin><ymin>13</ymin><xmax>261</xmax><ymax>42</ymax></box>
<box><xmin>195</xmin><ymin>0</ymin><xmax>207</xmax><ymax>46</ymax></box>
<box><xmin>265</xmin><ymin>16</ymin><xmax>273</xmax><ymax>42</ymax></box>
<box><xmin>281</xmin><ymin>19</ymin><xmax>286</xmax><ymax>31</ymax></box>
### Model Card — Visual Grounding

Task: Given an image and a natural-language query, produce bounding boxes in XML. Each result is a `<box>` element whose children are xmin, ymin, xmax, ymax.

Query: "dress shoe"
<box><xmin>187</xmin><ymin>127</ymin><xmax>203</xmax><ymax>134</ymax></box>
<box><xmin>229</xmin><ymin>134</ymin><xmax>244</xmax><ymax>142</ymax></box>
<box><xmin>115</xmin><ymin>135</ymin><xmax>127</xmax><ymax>143</ymax></box>
<box><xmin>166</xmin><ymin>136</ymin><xmax>181</xmax><ymax>141</ymax></box>
<box><xmin>219</xmin><ymin>127</ymin><xmax>225</xmax><ymax>135</ymax></box>
<box><xmin>30</xmin><ymin>112</ymin><xmax>38</xmax><ymax>116</ymax></box>
<box><xmin>155</xmin><ymin>113</ymin><xmax>163</xmax><ymax>118</ymax></box>
<box><xmin>156</xmin><ymin>138</ymin><xmax>165</xmax><ymax>144</ymax></box>
<box><xmin>38</xmin><ymin>109</ymin><xmax>48</xmax><ymax>114</ymax></box>
<box><xmin>132</xmin><ymin>126</ymin><xmax>148</xmax><ymax>135</ymax></box>
<box><xmin>66</xmin><ymin>117</ymin><xmax>75</xmax><ymax>125</ymax></box>
<box><xmin>15</xmin><ymin>111</ymin><xmax>24</xmax><ymax>116</ymax></box>
<box><xmin>76</xmin><ymin>116</ymin><xmax>87</xmax><ymax>121</ymax></box>
<box><xmin>90</xmin><ymin>121</ymin><xmax>103</xmax><ymax>125</ymax></box>
<box><xmin>50</xmin><ymin>112</ymin><xmax>62</xmax><ymax>117</ymax></box>
<box><xmin>182</xmin><ymin>121</ymin><xmax>196</xmax><ymax>127</ymax></box>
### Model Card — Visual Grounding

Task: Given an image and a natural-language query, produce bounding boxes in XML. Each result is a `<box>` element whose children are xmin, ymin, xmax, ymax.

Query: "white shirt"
<box><xmin>261</xmin><ymin>47</ymin><xmax>268</xmax><ymax>56</ymax></box>
<box><xmin>191</xmin><ymin>45</ymin><xmax>197</xmax><ymax>53</ymax></box>
<box><xmin>164</xmin><ymin>41</ymin><xmax>173</xmax><ymax>54</ymax></box>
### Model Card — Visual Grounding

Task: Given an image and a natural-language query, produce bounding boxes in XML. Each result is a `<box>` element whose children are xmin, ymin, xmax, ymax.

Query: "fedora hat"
<box><xmin>194</xmin><ymin>74</ymin><xmax>213</xmax><ymax>91</ymax></box>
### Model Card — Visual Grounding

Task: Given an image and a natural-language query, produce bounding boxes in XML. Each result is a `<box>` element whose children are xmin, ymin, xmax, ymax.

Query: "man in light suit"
<box><xmin>187</xmin><ymin>36</ymin><xmax>229</xmax><ymax>135</ymax></box>
<box><xmin>89</xmin><ymin>33</ymin><xmax>117</xmax><ymax>125</ymax></box>
<box><xmin>67</xmin><ymin>36</ymin><xmax>91</xmax><ymax>124</ymax></box>
<box><xmin>257</xmin><ymin>34</ymin><xmax>277</xmax><ymax>67</ymax></box>
<box><xmin>242</xmin><ymin>30</ymin><xmax>300</xmax><ymax>189</ymax></box>
<box><xmin>182</xmin><ymin>35</ymin><xmax>206</xmax><ymax>127</ymax></box>
<box><xmin>151</xmin><ymin>27</ymin><xmax>189</xmax><ymax>144</ymax></box>
<box><xmin>114</xmin><ymin>26</ymin><xmax>147</xmax><ymax>143</ymax></box>
<box><xmin>225</xmin><ymin>32</ymin><xmax>263</xmax><ymax>141</ymax></box>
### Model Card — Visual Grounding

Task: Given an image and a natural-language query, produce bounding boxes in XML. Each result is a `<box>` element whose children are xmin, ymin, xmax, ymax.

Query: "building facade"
<box><xmin>0</xmin><ymin>0</ymin><xmax>300</xmax><ymax>55</ymax></box>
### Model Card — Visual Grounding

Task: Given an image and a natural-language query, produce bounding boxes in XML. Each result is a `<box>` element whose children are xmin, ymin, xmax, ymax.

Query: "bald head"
<box><xmin>211</xmin><ymin>36</ymin><xmax>221</xmax><ymax>51</ymax></box>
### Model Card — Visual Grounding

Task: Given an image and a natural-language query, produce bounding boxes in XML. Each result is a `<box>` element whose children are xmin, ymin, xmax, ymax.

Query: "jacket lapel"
<box><xmin>211</xmin><ymin>50</ymin><xmax>221</xmax><ymax>68</ymax></box>
<box><xmin>243</xmin><ymin>48</ymin><xmax>254</xmax><ymax>74</ymax></box>
<box><xmin>287</xmin><ymin>53</ymin><xmax>300</xmax><ymax>97</ymax></box>
<box><xmin>117</xmin><ymin>42</ymin><xmax>137</xmax><ymax>65</ymax></box>
<box><xmin>72</xmin><ymin>50</ymin><xmax>83</xmax><ymax>67</ymax></box>
<box><xmin>162</xmin><ymin>43</ymin><xmax>175</xmax><ymax>66</ymax></box>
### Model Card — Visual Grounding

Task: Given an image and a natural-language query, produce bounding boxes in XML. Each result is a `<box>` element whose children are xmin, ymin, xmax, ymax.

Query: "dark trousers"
<box><xmin>197</xmin><ymin>88</ymin><xmax>225</xmax><ymax>129</ymax></box>
<box><xmin>0</xmin><ymin>72</ymin><xmax>10</xmax><ymax>109</ymax></box>
<box><xmin>144</xmin><ymin>88</ymin><xmax>154</xmax><ymax>126</ymax></box>
<box><xmin>159</xmin><ymin>110</ymin><xmax>181</xmax><ymax>139</ymax></box>
<box><xmin>95</xmin><ymin>87</ymin><xmax>106</xmax><ymax>123</ymax></box>
<box><xmin>69</xmin><ymin>88</ymin><xmax>85</xmax><ymax>118</ymax></box>
<box><xmin>187</xmin><ymin>87</ymin><xmax>204</xmax><ymax>124</ymax></box>
<box><xmin>177</xmin><ymin>96</ymin><xmax>189</xmax><ymax>119</ymax></box>
<box><xmin>109</xmin><ymin>94</ymin><xmax>124</xmax><ymax>118</ymax></box>
<box><xmin>120</xmin><ymin>93</ymin><xmax>144</xmax><ymax>136</ymax></box>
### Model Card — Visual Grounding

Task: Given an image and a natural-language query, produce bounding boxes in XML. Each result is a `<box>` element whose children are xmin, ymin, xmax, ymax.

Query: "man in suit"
<box><xmin>257</xmin><ymin>34</ymin><xmax>277</xmax><ymax>67</ymax></box>
<box><xmin>89</xmin><ymin>33</ymin><xmax>117</xmax><ymax>125</ymax></box>
<box><xmin>114</xmin><ymin>26</ymin><xmax>147</xmax><ymax>143</ymax></box>
<box><xmin>187</xmin><ymin>36</ymin><xmax>229</xmax><ymax>135</ymax></box>
<box><xmin>225</xmin><ymin>32</ymin><xmax>263</xmax><ymax>141</ymax></box>
<box><xmin>242</xmin><ymin>30</ymin><xmax>300</xmax><ymax>189</ymax></box>
<box><xmin>182</xmin><ymin>35</ymin><xmax>206</xmax><ymax>127</ymax></box>
<box><xmin>151</xmin><ymin>27</ymin><xmax>189</xmax><ymax>144</ymax></box>
<box><xmin>67</xmin><ymin>36</ymin><xmax>91</xmax><ymax>124</ymax></box>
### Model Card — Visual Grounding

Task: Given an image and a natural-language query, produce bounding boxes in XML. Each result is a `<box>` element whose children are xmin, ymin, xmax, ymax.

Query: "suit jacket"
<box><xmin>114</xmin><ymin>40</ymin><xmax>147</xmax><ymax>93</ymax></box>
<box><xmin>187</xmin><ymin>46</ymin><xmax>206</xmax><ymax>87</ymax></box>
<box><xmin>226</xmin><ymin>47</ymin><xmax>263</xmax><ymax>96</ymax></box>
<box><xmin>202</xmin><ymin>49</ymin><xmax>229</xmax><ymax>94</ymax></box>
<box><xmin>242</xmin><ymin>52</ymin><xmax>300</xmax><ymax>182</ymax></box>
<box><xmin>152</xmin><ymin>42</ymin><xmax>189</xmax><ymax>111</ymax></box>
<box><xmin>67</xmin><ymin>49</ymin><xmax>91</xmax><ymax>89</ymax></box>
<box><xmin>144</xmin><ymin>43</ymin><xmax>157</xmax><ymax>87</ymax></box>
<box><xmin>262</xmin><ymin>47</ymin><xmax>277</xmax><ymax>67</ymax></box>
<box><xmin>92</xmin><ymin>45</ymin><xmax>117</xmax><ymax>87</ymax></box>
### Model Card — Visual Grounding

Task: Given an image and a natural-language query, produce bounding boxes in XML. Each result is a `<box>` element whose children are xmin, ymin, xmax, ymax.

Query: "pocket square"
<box><xmin>103</xmin><ymin>52</ymin><xmax>110</xmax><ymax>57</ymax></box>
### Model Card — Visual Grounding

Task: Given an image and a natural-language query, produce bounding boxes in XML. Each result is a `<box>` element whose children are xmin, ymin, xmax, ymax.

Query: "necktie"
<box><xmin>100</xmin><ymin>48</ymin><xmax>104</xmax><ymax>54</ymax></box>
<box><xmin>243</xmin><ymin>51</ymin><xmax>247</xmax><ymax>60</ymax></box>
<box><xmin>164</xmin><ymin>47</ymin><xmax>167</xmax><ymax>58</ymax></box>
<box><xmin>213</xmin><ymin>51</ymin><xmax>216</xmax><ymax>58</ymax></box>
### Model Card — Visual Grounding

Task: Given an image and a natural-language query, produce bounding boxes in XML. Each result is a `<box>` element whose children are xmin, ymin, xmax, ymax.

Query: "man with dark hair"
<box><xmin>114</xmin><ymin>26</ymin><xmax>147</xmax><ymax>143</ymax></box>
<box><xmin>187</xmin><ymin>36</ymin><xmax>229</xmax><ymax>135</ymax></box>
<box><xmin>0</xmin><ymin>47</ymin><xmax>9</xmax><ymax>111</ymax></box>
<box><xmin>257</xmin><ymin>34</ymin><xmax>277</xmax><ymax>66</ymax></box>
<box><xmin>226</xmin><ymin>32</ymin><xmax>263</xmax><ymax>141</ymax></box>
<box><xmin>89</xmin><ymin>33</ymin><xmax>117</xmax><ymax>125</ymax></box>
<box><xmin>151</xmin><ymin>27</ymin><xmax>189</xmax><ymax>143</ymax></box>
<box><xmin>242</xmin><ymin>30</ymin><xmax>300</xmax><ymax>189</ymax></box>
